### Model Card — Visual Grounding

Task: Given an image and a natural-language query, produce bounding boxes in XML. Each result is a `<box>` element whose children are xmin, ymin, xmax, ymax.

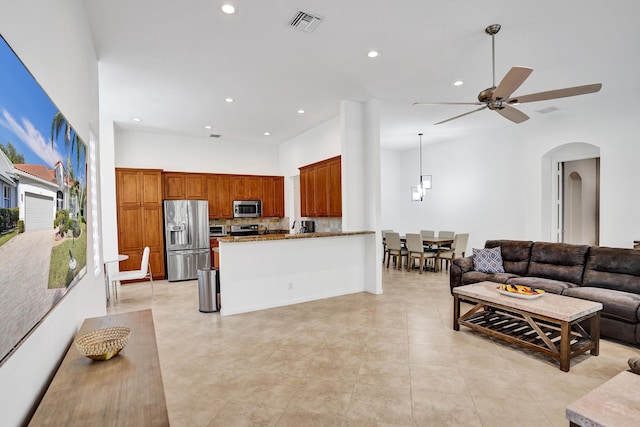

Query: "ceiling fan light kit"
<box><xmin>414</xmin><ymin>24</ymin><xmax>602</xmax><ymax>125</ymax></box>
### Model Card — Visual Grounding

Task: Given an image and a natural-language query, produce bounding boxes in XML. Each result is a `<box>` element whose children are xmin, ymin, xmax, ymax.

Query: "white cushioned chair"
<box><xmin>109</xmin><ymin>246</ymin><xmax>155</xmax><ymax>302</ymax></box>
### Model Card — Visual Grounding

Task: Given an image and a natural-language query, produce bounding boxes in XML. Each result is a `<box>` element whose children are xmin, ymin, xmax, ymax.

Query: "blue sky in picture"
<box><xmin>0</xmin><ymin>35</ymin><xmax>85</xmax><ymax>184</ymax></box>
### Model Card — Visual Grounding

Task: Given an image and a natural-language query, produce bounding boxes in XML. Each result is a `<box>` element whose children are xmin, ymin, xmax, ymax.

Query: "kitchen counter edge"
<box><xmin>217</xmin><ymin>231</ymin><xmax>374</xmax><ymax>243</ymax></box>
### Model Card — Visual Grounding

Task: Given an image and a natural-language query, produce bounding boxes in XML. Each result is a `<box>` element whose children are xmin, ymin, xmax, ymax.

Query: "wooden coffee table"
<box><xmin>453</xmin><ymin>281</ymin><xmax>602</xmax><ymax>372</ymax></box>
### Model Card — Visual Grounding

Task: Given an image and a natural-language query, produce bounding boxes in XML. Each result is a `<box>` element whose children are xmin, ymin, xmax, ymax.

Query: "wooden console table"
<box><xmin>28</xmin><ymin>309</ymin><xmax>169</xmax><ymax>426</ymax></box>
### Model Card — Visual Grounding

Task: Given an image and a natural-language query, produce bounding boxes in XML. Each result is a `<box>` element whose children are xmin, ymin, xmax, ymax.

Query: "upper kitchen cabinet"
<box><xmin>163</xmin><ymin>172</ymin><xmax>207</xmax><ymax>200</ymax></box>
<box><xmin>327</xmin><ymin>157</ymin><xmax>342</xmax><ymax>217</ymax></box>
<box><xmin>117</xmin><ymin>168</ymin><xmax>163</xmax><ymax>207</ymax></box>
<box><xmin>218</xmin><ymin>175</ymin><xmax>234</xmax><ymax>218</ymax></box>
<box><xmin>262</xmin><ymin>176</ymin><xmax>285</xmax><ymax>217</ymax></box>
<box><xmin>232</xmin><ymin>175</ymin><xmax>262</xmax><ymax>201</ymax></box>
<box><xmin>206</xmin><ymin>175</ymin><xmax>220</xmax><ymax>218</ymax></box>
<box><xmin>299</xmin><ymin>156</ymin><xmax>342</xmax><ymax>218</ymax></box>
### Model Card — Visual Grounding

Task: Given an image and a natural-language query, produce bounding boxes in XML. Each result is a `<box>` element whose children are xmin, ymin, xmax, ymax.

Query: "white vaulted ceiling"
<box><xmin>82</xmin><ymin>0</ymin><xmax>640</xmax><ymax>151</ymax></box>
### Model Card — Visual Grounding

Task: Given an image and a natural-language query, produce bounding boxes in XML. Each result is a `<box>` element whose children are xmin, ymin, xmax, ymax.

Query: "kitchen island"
<box><xmin>217</xmin><ymin>231</ymin><xmax>377</xmax><ymax>316</ymax></box>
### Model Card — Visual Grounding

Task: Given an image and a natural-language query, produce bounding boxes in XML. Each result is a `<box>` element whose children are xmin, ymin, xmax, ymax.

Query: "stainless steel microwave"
<box><xmin>233</xmin><ymin>200</ymin><xmax>262</xmax><ymax>218</ymax></box>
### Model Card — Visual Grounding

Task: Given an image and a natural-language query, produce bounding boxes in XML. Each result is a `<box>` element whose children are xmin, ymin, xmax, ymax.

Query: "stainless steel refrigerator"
<box><xmin>164</xmin><ymin>200</ymin><xmax>210</xmax><ymax>281</ymax></box>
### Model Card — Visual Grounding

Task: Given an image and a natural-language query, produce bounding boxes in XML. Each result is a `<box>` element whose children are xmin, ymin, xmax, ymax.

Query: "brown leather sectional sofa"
<box><xmin>450</xmin><ymin>240</ymin><xmax>640</xmax><ymax>346</ymax></box>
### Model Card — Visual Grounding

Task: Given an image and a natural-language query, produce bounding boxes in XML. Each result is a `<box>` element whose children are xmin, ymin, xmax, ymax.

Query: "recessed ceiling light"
<box><xmin>221</xmin><ymin>4</ymin><xmax>235</xmax><ymax>14</ymax></box>
<box><xmin>453</xmin><ymin>80</ymin><xmax>464</xmax><ymax>86</ymax></box>
<box><xmin>367</xmin><ymin>50</ymin><xmax>379</xmax><ymax>58</ymax></box>
<box><xmin>225</xmin><ymin>97</ymin><xmax>234</xmax><ymax>103</ymax></box>
<box><xmin>264</xmin><ymin>132</ymin><xmax>271</xmax><ymax>136</ymax></box>
<box><xmin>204</xmin><ymin>125</ymin><xmax>212</xmax><ymax>129</ymax></box>
<box><xmin>297</xmin><ymin>109</ymin><xmax>305</xmax><ymax>114</ymax></box>
<box><xmin>132</xmin><ymin>118</ymin><xmax>141</xmax><ymax>122</ymax></box>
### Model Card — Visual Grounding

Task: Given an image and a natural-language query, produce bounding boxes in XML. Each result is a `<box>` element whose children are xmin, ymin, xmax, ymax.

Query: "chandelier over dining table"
<box><xmin>411</xmin><ymin>133</ymin><xmax>432</xmax><ymax>201</ymax></box>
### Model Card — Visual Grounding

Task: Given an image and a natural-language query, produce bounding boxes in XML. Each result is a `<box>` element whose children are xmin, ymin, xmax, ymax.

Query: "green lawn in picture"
<box><xmin>0</xmin><ymin>229</ymin><xmax>17</xmax><ymax>247</ymax></box>
<box><xmin>48</xmin><ymin>222</ymin><xmax>87</xmax><ymax>288</ymax></box>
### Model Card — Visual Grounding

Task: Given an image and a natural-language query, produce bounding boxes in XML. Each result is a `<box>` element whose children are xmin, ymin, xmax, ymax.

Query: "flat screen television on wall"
<box><xmin>0</xmin><ymin>34</ymin><xmax>87</xmax><ymax>365</ymax></box>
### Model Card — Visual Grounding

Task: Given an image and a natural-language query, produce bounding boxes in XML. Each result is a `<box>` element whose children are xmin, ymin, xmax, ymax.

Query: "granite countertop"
<box><xmin>218</xmin><ymin>230</ymin><xmax>374</xmax><ymax>243</ymax></box>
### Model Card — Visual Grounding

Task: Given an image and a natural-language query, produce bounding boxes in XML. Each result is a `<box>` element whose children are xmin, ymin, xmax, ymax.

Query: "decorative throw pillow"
<box><xmin>629</xmin><ymin>356</ymin><xmax>640</xmax><ymax>375</ymax></box>
<box><xmin>472</xmin><ymin>247</ymin><xmax>505</xmax><ymax>273</ymax></box>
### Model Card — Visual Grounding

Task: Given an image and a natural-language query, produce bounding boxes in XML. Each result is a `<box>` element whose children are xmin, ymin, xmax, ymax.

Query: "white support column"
<box><xmin>340</xmin><ymin>99</ymin><xmax>382</xmax><ymax>294</ymax></box>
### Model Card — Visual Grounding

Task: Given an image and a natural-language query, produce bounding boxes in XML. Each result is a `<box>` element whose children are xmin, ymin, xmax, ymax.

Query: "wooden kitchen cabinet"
<box><xmin>116</xmin><ymin>168</ymin><xmax>165</xmax><ymax>278</ymax></box>
<box><xmin>299</xmin><ymin>156</ymin><xmax>341</xmax><ymax>218</ymax></box>
<box><xmin>327</xmin><ymin>157</ymin><xmax>342</xmax><ymax>217</ymax></box>
<box><xmin>261</xmin><ymin>176</ymin><xmax>285</xmax><ymax>217</ymax></box>
<box><xmin>166</xmin><ymin>172</ymin><xmax>283</xmax><ymax>219</ymax></box>
<box><xmin>232</xmin><ymin>175</ymin><xmax>262</xmax><ymax>201</ymax></box>
<box><xmin>262</xmin><ymin>178</ymin><xmax>274</xmax><ymax>217</ymax></box>
<box><xmin>210</xmin><ymin>238</ymin><xmax>220</xmax><ymax>269</ymax></box>
<box><xmin>315</xmin><ymin>163</ymin><xmax>329</xmax><ymax>217</ymax></box>
<box><xmin>164</xmin><ymin>172</ymin><xmax>207</xmax><ymax>200</ymax></box>
<box><xmin>273</xmin><ymin>177</ymin><xmax>284</xmax><ymax>217</ymax></box>
<box><xmin>206</xmin><ymin>175</ymin><xmax>220</xmax><ymax>218</ymax></box>
<box><xmin>163</xmin><ymin>172</ymin><xmax>184</xmax><ymax>200</ymax></box>
<box><xmin>218</xmin><ymin>175</ymin><xmax>234</xmax><ymax>218</ymax></box>
<box><xmin>184</xmin><ymin>173</ymin><xmax>207</xmax><ymax>199</ymax></box>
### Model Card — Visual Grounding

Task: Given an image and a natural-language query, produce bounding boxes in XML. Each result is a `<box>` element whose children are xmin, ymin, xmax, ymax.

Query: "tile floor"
<box><xmin>108</xmin><ymin>266</ymin><xmax>640</xmax><ymax>426</ymax></box>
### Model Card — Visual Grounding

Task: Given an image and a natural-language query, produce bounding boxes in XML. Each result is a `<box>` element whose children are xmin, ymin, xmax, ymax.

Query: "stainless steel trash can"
<box><xmin>197</xmin><ymin>268</ymin><xmax>218</xmax><ymax>312</ymax></box>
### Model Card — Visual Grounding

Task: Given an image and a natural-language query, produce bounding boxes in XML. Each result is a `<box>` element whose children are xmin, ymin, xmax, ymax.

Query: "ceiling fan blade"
<box><xmin>497</xmin><ymin>105</ymin><xmax>529</xmax><ymax>123</ymax></box>
<box><xmin>413</xmin><ymin>101</ymin><xmax>483</xmax><ymax>106</ymax></box>
<box><xmin>507</xmin><ymin>83</ymin><xmax>602</xmax><ymax>104</ymax></box>
<box><xmin>494</xmin><ymin>66</ymin><xmax>533</xmax><ymax>100</ymax></box>
<box><xmin>434</xmin><ymin>106</ymin><xmax>488</xmax><ymax>125</ymax></box>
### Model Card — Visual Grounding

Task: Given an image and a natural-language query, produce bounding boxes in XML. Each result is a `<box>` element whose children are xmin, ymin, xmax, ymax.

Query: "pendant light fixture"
<box><xmin>411</xmin><ymin>133</ymin><xmax>432</xmax><ymax>201</ymax></box>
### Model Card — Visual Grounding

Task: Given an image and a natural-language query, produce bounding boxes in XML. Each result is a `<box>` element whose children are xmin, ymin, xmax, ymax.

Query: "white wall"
<box><xmin>115</xmin><ymin>129</ymin><xmax>280</xmax><ymax>175</ymax></box>
<box><xmin>0</xmin><ymin>1</ymin><xmax>103</xmax><ymax>425</ymax></box>
<box><xmin>391</xmin><ymin>93</ymin><xmax>640</xmax><ymax>250</ymax></box>
<box><xmin>380</xmin><ymin>149</ymin><xmax>404</xmax><ymax>232</ymax></box>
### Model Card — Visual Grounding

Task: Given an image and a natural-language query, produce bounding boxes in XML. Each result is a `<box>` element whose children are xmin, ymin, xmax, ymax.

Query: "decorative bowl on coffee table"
<box><xmin>497</xmin><ymin>284</ymin><xmax>544</xmax><ymax>300</ymax></box>
<box><xmin>75</xmin><ymin>326</ymin><xmax>131</xmax><ymax>361</ymax></box>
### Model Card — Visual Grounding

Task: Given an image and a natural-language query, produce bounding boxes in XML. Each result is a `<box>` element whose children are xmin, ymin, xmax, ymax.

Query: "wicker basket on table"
<box><xmin>74</xmin><ymin>326</ymin><xmax>131</xmax><ymax>361</ymax></box>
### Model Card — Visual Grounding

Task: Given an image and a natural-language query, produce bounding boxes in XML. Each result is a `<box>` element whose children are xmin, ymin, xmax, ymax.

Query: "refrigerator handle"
<box><xmin>186</xmin><ymin>201</ymin><xmax>192</xmax><ymax>246</ymax></box>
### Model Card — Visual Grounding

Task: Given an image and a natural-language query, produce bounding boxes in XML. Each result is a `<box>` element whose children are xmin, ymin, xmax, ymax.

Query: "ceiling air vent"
<box><xmin>289</xmin><ymin>10</ymin><xmax>323</xmax><ymax>33</ymax></box>
<box><xmin>209</xmin><ymin>133</ymin><xmax>221</xmax><ymax>138</ymax></box>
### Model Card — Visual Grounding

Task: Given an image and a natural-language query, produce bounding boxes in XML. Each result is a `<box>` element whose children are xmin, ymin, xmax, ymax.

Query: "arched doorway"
<box><xmin>541</xmin><ymin>143</ymin><xmax>600</xmax><ymax>244</ymax></box>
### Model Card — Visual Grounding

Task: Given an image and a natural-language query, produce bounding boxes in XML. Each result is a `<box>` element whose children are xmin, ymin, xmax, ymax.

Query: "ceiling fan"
<box><xmin>413</xmin><ymin>24</ymin><xmax>602</xmax><ymax>125</ymax></box>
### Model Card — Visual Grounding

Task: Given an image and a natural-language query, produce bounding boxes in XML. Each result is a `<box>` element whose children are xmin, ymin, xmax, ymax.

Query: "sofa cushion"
<box><xmin>505</xmin><ymin>276</ymin><xmax>577</xmax><ymax>295</ymax></box>
<box><xmin>462</xmin><ymin>271</ymin><xmax>520</xmax><ymax>285</ymax></box>
<box><xmin>485</xmin><ymin>240</ymin><xmax>533</xmax><ymax>275</ymax></box>
<box><xmin>473</xmin><ymin>247</ymin><xmax>505</xmax><ymax>273</ymax></box>
<box><xmin>563</xmin><ymin>287</ymin><xmax>640</xmax><ymax>324</ymax></box>
<box><xmin>526</xmin><ymin>242</ymin><xmax>590</xmax><ymax>285</ymax></box>
<box><xmin>583</xmin><ymin>246</ymin><xmax>640</xmax><ymax>293</ymax></box>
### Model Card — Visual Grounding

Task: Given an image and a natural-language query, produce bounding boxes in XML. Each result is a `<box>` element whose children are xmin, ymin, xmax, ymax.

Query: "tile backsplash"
<box><xmin>209</xmin><ymin>217</ymin><xmax>342</xmax><ymax>234</ymax></box>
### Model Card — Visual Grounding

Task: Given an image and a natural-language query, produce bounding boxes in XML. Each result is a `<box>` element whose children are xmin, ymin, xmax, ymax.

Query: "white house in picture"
<box><xmin>12</xmin><ymin>161</ymin><xmax>78</xmax><ymax>231</ymax></box>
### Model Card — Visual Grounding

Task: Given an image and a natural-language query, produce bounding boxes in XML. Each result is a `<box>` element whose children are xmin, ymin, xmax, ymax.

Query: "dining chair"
<box><xmin>420</xmin><ymin>230</ymin><xmax>435</xmax><ymax>238</ymax></box>
<box><xmin>381</xmin><ymin>229</ymin><xmax>393</xmax><ymax>264</ymax></box>
<box><xmin>437</xmin><ymin>230</ymin><xmax>455</xmax><ymax>250</ymax></box>
<box><xmin>437</xmin><ymin>233</ymin><xmax>469</xmax><ymax>271</ymax></box>
<box><xmin>109</xmin><ymin>246</ymin><xmax>155</xmax><ymax>302</ymax></box>
<box><xmin>384</xmin><ymin>232</ymin><xmax>407</xmax><ymax>270</ymax></box>
<box><xmin>406</xmin><ymin>233</ymin><xmax>435</xmax><ymax>274</ymax></box>
<box><xmin>420</xmin><ymin>229</ymin><xmax>437</xmax><ymax>254</ymax></box>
